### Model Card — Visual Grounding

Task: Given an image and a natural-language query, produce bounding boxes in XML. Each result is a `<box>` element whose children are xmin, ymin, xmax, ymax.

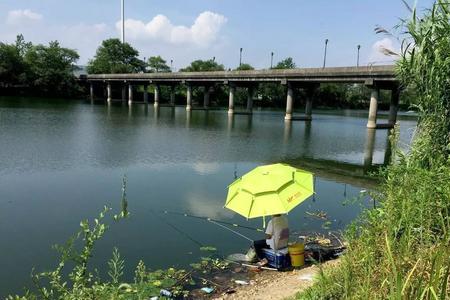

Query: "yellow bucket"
<box><xmin>288</xmin><ymin>243</ymin><xmax>305</xmax><ymax>267</ymax></box>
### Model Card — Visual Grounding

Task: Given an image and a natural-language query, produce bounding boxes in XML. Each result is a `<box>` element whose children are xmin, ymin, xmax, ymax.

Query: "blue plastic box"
<box><xmin>261</xmin><ymin>248</ymin><xmax>291</xmax><ymax>269</ymax></box>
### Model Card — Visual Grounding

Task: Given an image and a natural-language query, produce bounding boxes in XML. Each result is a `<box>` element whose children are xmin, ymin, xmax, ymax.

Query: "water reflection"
<box><xmin>383</xmin><ymin>131</ymin><xmax>393</xmax><ymax>165</ymax></box>
<box><xmin>186</xmin><ymin>110</ymin><xmax>191</xmax><ymax>128</ymax></box>
<box><xmin>227</xmin><ymin>114</ymin><xmax>234</xmax><ymax>133</ymax></box>
<box><xmin>153</xmin><ymin>106</ymin><xmax>159</xmax><ymax>124</ymax></box>
<box><xmin>283</xmin><ymin>120</ymin><xmax>292</xmax><ymax>144</ymax></box>
<box><xmin>0</xmin><ymin>99</ymin><xmax>417</xmax><ymax>297</ymax></box>
<box><xmin>364</xmin><ymin>129</ymin><xmax>376</xmax><ymax>167</ymax></box>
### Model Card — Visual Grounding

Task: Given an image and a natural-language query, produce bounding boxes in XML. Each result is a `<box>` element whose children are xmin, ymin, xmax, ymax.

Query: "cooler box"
<box><xmin>261</xmin><ymin>247</ymin><xmax>291</xmax><ymax>269</ymax></box>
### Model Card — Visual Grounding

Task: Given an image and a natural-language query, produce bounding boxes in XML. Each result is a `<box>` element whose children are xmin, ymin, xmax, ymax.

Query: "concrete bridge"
<box><xmin>84</xmin><ymin>65</ymin><xmax>400</xmax><ymax>129</ymax></box>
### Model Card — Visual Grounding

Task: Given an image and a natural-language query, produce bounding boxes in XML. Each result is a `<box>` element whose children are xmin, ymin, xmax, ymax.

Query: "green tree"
<box><xmin>235</xmin><ymin>63</ymin><xmax>254</xmax><ymax>71</ymax></box>
<box><xmin>147</xmin><ymin>56</ymin><xmax>171</xmax><ymax>73</ymax></box>
<box><xmin>273</xmin><ymin>57</ymin><xmax>296</xmax><ymax>69</ymax></box>
<box><xmin>259</xmin><ymin>58</ymin><xmax>296</xmax><ymax>107</ymax></box>
<box><xmin>87</xmin><ymin>38</ymin><xmax>145</xmax><ymax>74</ymax></box>
<box><xmin>180</xmin><ymin>59</ymin><xmax>225</xmax><ymax>72</ymax></box>
<box><xmin>0</xmin><ymin>35</ymin><xmax>30</xmax><ymax>86</ymax></box>
<box><xmin>24</xmin><ymin>41</ymin><xmax>80</xmax><ymax>96</ymax></box>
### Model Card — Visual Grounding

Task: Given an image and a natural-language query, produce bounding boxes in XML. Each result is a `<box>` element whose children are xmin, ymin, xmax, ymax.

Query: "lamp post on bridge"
<box><xmin>271</xmin><ymin>52</ymin><xmax>274</xmax><ymax>69</ymax></box>
<box><xmin>170</xmin><ymin>59</ymin><xmax>173</xmax><ymax>71</ymax></box>
<box><xmin>121</xmin><ymin>0</ymin><xmax>125</xmax><ymax>43</ymax></box>
<box><xmin>323</xmin><ymin>39</ymin><xmax>329</xmax><ymax>68</ymax></box>
<box><xmin>357</xmin><ymin>45</ymin><xmax>361</xmax><ymax>67</ymax></box>
<box><xmin>239</xmin><ymin>47</ymin><xmax>243</xmax><ymax>67</ymax></box>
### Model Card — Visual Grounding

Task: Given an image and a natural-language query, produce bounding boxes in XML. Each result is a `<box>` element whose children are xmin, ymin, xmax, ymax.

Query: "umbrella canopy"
<box><xmin>225</xmin><ymin>163</ymin><xmax>314</xmax><ymax>218</ymax></box>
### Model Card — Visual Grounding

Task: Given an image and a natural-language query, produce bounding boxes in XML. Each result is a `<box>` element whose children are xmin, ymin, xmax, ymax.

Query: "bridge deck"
<box><xmin>85</xmin><ymin>65</ymin><xmax>397</xmax><ymax>86</ymax></box>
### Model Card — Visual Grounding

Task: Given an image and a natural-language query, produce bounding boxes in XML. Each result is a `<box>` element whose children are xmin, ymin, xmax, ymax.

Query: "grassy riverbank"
<box><xmin>298</xmin><ymin>2</ymin><xmax>450</xmax><ymax>299</ymax></box>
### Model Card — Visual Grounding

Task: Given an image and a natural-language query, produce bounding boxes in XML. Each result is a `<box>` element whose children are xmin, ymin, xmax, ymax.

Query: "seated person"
<box><xmin>252</xmin><ymin>214</ymin><xmax>289</xmax><ymax>259</ymax></box>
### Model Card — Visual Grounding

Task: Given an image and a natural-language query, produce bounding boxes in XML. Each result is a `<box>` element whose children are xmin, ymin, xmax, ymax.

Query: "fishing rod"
<box><xmin>158</xmin><ymin>210</ymin><xmax>304</xmax><ymax>240</ymax></box>
<box><xmin>158</xmin><ymin>210</ymin><xmax>265</xmax><ymax>233</ymax></box>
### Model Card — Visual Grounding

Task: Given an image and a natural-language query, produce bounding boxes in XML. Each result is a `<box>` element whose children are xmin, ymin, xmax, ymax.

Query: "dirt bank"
<box><xmin>212</xmin><ymin>260</ymin><xmax>338</xmax><ymax>300</ymax></box>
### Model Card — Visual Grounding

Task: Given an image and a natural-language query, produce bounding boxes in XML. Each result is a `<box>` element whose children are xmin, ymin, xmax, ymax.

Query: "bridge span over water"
<box><xmin>84</xmin><ymin>65</ymin><xmax>400</xmax><ymax>129</ymax></box>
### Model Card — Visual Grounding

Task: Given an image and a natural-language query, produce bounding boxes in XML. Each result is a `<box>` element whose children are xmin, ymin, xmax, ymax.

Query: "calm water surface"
<box><xmin>0</xmin><ymin>97</ymin><xmax>416</xmax><ymax>296</ymax></box>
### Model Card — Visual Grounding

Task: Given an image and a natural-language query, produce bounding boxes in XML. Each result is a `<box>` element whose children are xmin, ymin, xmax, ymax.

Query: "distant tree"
<box><xmin>24</xmin><ymin>41</ymin><xmax>80</xmax><ymax>96</ymax></box>
<box><xmin>180</xmin><ymin>59</ymin><xmax>225</xmax><ymax>72</ymax></box>
<box><xmin>235</xmin><ymin>63</ymin><xmax>254</xmax><ymax>71</ymax></box>
<box><xmin>87</xmin><ymin>39</ymin><xmax>145</xmax><ymax>74</ymax></box>
<box><xmin>0</xmin><ymin>35</ymin><xmax>31</xmax><ymax>86</ymax></box>
<box><xmin>14</xmin><ymin>34</ymin><xmax>32</xmax><ymax>57</ymax></box>
<box><xmin>147</xmin><ymin>56</ymin><xmax>171</xmax><ymax>73</ymax></box>
<box><xmin>257</xmin><ymin>58</ymin><xmax>297</xmax><ymax>106</ymax></box>
<box><xmin>273</xmin><ymin>57</ymin><xmax>296</xmax><ymax>69</ymax></box>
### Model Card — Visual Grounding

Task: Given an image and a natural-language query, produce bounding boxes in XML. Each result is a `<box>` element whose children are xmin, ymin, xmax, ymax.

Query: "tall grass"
<box><xmin>299</xmin><ymin>1</ymin><xmax>450</xmax><ymax>299</ymax></box>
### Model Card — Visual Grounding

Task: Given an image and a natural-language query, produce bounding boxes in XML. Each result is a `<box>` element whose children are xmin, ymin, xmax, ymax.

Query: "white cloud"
<box><xmin>185</xmin><ymin>191</ymin><xmax>234</xmax><ymax>219</ymax></box>
<box><xmin>6</xmin><ymin>9</ymin><xmax>43</xmax><ymax>26</ymax></box>
<box><xmin>191</xmin><ymin>162</ymin><xmax>220</xmax><ymax>175</ymax></box>
<box><xmin>368</xmin><ymin>38</ymin><xmax>399</xmax><ymax>65</ymax></box>
<box><xmin>0</xmin><ymin>9</ymin><xmax>230</xmax><ymax>66</ymax></box>
<box><xmin>117</xmin><ymin>11</ymin><xmax>227</xmax><ymax>47</ymax></box>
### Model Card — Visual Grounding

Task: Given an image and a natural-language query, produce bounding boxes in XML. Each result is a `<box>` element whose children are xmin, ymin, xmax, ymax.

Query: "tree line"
<box><xmin>0</xmin><ymin>35</ymin><xmax>408</xmax><ymax>109</ymax></box>
<box><xmin>0</xmin><ymin>35</ymin><xmax>80</xmax><ymax>97</ymax></box>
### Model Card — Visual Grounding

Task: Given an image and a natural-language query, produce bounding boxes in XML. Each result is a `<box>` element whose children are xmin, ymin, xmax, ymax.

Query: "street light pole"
<box><xmin>239</xmin><ymin>48</ymin><xmax>243</xmax><ymax>67</ymax></box>
<box><xmin>323</xmin><ymin>39</ymin><xmax>329</xmax><ymax>68</ymax></box>
<box><xmin>121</xmin><ymin>0</ymin><xmax>125</xmax><ymax>43</ymax></box>
<box><xmin>357</xmin><ymin>45</ymin><xmax>361</xmax><ymax>67</ymax></box>
<box><xmin>271</xmin><ymin>52</ymin><xmax>274</xmax><ymax>69</ymax></box>
<box><xmin>170</xmin><ymin>59</ymin><xmax>173</xmax><ymax>71</ymax></box>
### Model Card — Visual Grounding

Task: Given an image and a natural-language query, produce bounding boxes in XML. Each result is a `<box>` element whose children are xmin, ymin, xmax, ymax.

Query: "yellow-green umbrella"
<box><xmin>225</xmin><ymin>163</ymin><xmax>314</xmax><ymax>219</ymax></box>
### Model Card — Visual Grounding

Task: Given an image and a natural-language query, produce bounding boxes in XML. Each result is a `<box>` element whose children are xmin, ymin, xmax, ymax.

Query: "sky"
<box><xmin>0</xmin><ymin>0</ymin><xmax>435</xmax><ymax>70</ymax></box>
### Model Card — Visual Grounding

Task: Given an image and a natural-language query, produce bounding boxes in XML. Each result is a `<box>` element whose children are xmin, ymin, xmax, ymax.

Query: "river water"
<box><xmin>0</xmin><ymin>97</ymin><xmax>416</xmax><ymax>296</ymax></box>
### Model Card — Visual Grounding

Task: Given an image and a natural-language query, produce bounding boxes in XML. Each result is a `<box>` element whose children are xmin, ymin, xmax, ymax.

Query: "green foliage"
<box><xmin>0</xmin><ymin>34</ymin><xmax>80</xmax><ymax>96</ymax></box>
<box><xmin>147</xmin><ymin>56</ymin><xmax>171</xmax><ymax>73</ymax></box>
<box><xmin>114</xmin><ymin>176</ymin><xmax>130</xmax><ymax>220</ymax></box>
<box><xmin>273</xmin><ymin>57</ymin><xmax>296</xmax><ymax>69</ymax></box>
<box><xmin>87</xmin><ymin>39</ymin><xmax>145</xmax><ymax>74</ymax></box>
<box><xmin>190</xmin><ymin>246</ymin><xmax>229</xmax><ymax>274</ymax></box>
<box><xmin>235</xmin><ymin>63</ymin><xmax>254</xmax><ymax>71</ymax></box>
<box><xmin>0</xmin><ymin>35</ymin><xmax>30</xmax><ymax>86</ymax></box>
<box><xmin>299</xmin><ymin>2</ymin><xmax>450</xmax><ymax>299</ymax></box>
<box><xmin>180</xmin><ymin>59</ymin><xmax>225</xmax><ymax>72</ymax></box>
<box><xmin>108</xmin><ymin>248</ymin><xmax>124</xmax><ymax>284</ymax></box>
<box><xmin>8</xmin><ymin>206</ymin><xmax>192</xmax><ymax>300</ymax></box>
<box><xmin>257</xmin><ymin>58</ymin><xmax>295</xmax><ymax>106</ymax></box>
<box><xmin>24</xmin><ymin>40</ymin><xmax>80</xmax><ymax>96</ymax></box>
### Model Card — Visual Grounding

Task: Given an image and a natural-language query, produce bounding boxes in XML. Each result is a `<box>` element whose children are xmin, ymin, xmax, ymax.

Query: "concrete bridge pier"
<box><xmin>388</xmin><ymin>88</ymin><xmax>400</xmax><ymax>126</ymax></box>
<box><xmin>186</xmin><ymin>85</ymin><xmax>192</xmax><ymax>111</ymax></box>
<box><xmin>203</xmin><ymin>86</ymin><xmax>211</xmax><ymax>109</ymax></box>
<box><xmin>128</xmin><ymin>84</ymin><xmax>133</xmax><ymax>105</ymax></box>
<box><xmin>247</xmin><ymin>86</ymin><xmax>254</xmax><ymax>113</ymax></box>
<box><xmin>107</xmin><ymin>82</ymin><xmax>112</xmax><ymax>103</ymax></box>
<box><xmin>154</xmin><ymin>85</ymin><xmax>160</xmax><ymax>107</ymax></box>
<box><xmin>366</xmin><ymin>88</ymin><xmax>380</xmax><ymax>129</ymax></box>
<box><xmin>285</xmin><ymin>84</ymin><xmax>294</xmax><ymax>121</ymax></box>
<box><xmin>90</xmin><ymin>83</ymin><xmax>94</xmax><ymax>102</ymax></box>
<box><xmin>170</xmin><ymin>86</ymin><xmax>176</xmax><ymax>106</ymax></box>
<box><xmin>143</xmin><ymin>84</ymin><xmax>149</xmax><ymax>104</ymax></box>
<box><xmin>228</xmin><ymin>85</ymin><xmax>235</xmax><ymax>115</ymax></box>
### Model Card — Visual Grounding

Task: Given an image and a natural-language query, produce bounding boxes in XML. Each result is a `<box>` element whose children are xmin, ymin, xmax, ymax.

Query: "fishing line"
<box><xmin>150</xmin><ymin>210</ymin><xmax>204</xmax><ymax>248</ymax></box>
<box><xmin>160</xmin><ymin>210</ymin><xmax>265</xmax><ymax>232</ymax></box>
<box><xmin>208</xmin><ymin>220</ymin><xmax>254</xmax><ymax>243</ymax></box>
